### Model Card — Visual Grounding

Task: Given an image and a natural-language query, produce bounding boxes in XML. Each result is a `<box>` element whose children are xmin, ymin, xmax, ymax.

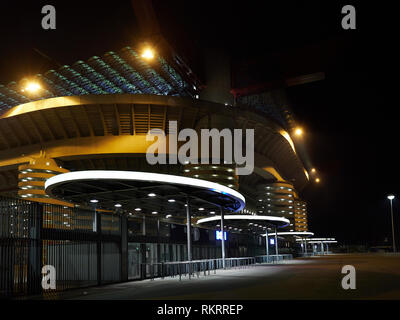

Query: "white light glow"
<box><xmin>45</xmin><ymin>170</ymin><xmax>246</xmax><ymax>211</ymax></box>
<box><xmin>296</xmin><ymin>237</ymin><xmax>335</xmax><ymax>241</ymax></box>
<box><xmin>197</xmin><ymin>215</ymin><xmax>289</xmax><ymax>228</ymax></box>
<box><xmin>265</xmin><ymin>231</ymin><xmax>314</xmax><ymax>237</ymax></box>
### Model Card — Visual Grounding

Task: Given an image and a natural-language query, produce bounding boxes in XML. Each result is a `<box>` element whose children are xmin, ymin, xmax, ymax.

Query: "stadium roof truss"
<box><xmin>0</xmin><ymin>47</ymin><xmax>196</xmax><ymax>112</ymax></box>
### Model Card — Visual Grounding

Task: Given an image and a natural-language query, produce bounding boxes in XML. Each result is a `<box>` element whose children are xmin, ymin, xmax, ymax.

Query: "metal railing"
<box><xmin>140</xmin><ymin>257</ymin><xmax>257</xmax><ymax>281</ymax></box>
<box><xmin>139</xmin><ymin>254</ymin><xmax>293</xmax><ymax>281</ymax></box>
<box><xmin>298</xmin><ymin>251</ymin><xmax>332</xmax><ymax>257</ymax></box>
<box><xmin>297</xmin><ymin>252</ymin><xmax>316</xmax><ymax>257</ymax></box>
<box><xmin>254</xmin><ymin>254</ymin><xmax>293</xmax><ymax>264</ymax></box>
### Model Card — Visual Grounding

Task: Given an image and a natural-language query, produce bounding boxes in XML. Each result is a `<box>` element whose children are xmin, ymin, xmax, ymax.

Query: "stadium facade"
<box><xmin>0</xmin><ymin>45</ymin><xmax>313</xmax><ymax>297</ymax></box>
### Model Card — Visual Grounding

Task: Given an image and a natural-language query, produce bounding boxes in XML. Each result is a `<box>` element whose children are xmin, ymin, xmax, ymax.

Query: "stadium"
<box><xmin>0</xmin><ymin>1</ymin><xmax>336</xmax><ymax>298</ymax></box>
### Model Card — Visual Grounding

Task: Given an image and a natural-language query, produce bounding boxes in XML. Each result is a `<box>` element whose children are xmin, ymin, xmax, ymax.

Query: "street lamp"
<box><xmin>294</xmin><ymin>127</ymin><xmax>303</xmax><ymax>137</ymax></box>
<box><xmin>387</xmin><ymin>194</ymin><xmax>396</xmax><ymax>252</ymax></box>
<box><xmin>141</xmin><ymin>48</ymin><xmax>155</xmax><ymax>60</ymax></box>
<box><xmin>21</xmin><ymin>81</ymin><xmax>41</xmax><ymax>93</ymax></box>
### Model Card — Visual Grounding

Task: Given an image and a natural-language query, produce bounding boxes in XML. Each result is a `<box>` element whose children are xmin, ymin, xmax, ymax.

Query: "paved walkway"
<box><xmin>47</xmin><ymin>254</ymin><xmax>400</xmax><ymax>300</ymax></box>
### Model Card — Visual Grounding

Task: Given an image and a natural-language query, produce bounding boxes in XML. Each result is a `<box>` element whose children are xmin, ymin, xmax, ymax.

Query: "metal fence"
<box><xmin>297</xmin><ymin>251</ymin><xmax>334</xmax><ymax>257</ymax></box>
<box><xmin>1</xmin><ymin>196</ymin><xmax>295</xmax><ymax>297</ymax></box>
<box><xmin>297</xmin><ymin>252</ymin><xmax>315</xmax><ymax>257</ymax></box>
<box><xmin>254</xmin><ymin>254</ymin><xmax>293</xmax><ymax>264</ymax></box>
<box><xmin>139</xmin><ymin>254</ymin><xmax>294</xmax><ymax>281</ymax></box>
<box><xmin>0</xmin><ymin>197</ymin><xmax>122</xmax><ymax>298</ymax></box>
<box><xmin>139</xmin><ymin>257</ymin><xmax>256</xmax><ymax>281</ymax></box>
<box><xmin>0</xmin><ymin>199</ymin><xmax>42</xmax><ymax>298</ymax></box>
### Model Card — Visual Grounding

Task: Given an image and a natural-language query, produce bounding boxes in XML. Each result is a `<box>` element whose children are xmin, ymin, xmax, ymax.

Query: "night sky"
<box><xmin>1</xmin><ymin>1</ymin><xmax>398</xmax><ymax>246</ymax></box>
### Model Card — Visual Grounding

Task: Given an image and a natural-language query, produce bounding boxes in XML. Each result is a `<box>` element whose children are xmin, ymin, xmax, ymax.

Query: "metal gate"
<box><xmin>0</xmin><ymin>197</ymin><xmax>122</xmax><ymax>298</ymax></box>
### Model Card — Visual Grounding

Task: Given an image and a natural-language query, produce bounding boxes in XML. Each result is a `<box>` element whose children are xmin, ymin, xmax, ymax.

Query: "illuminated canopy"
<box><xmin>265</xmin><ymin>231</ymin><xmax>314</xmax><ymax>237</ymax></box>
<box><xmin>45</xmin><ymin>170</ymin><xmax>245</xmax><ymax>215</ymax></box>
<box><xmin>197</xmin><ymin>214</ymin><xmax>290</xmax><ymax>233</ymax></box>
<box><xmin>296</xmin><ymin>237</ymin><xmax>335</xmax><ymax>241</ymax></box>
<box><xmin>306</xmin><ymin>240</ymin><xmax>337</xmax><ymax>244</ymax></box>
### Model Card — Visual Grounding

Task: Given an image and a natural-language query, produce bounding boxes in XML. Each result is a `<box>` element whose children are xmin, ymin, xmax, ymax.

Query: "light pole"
<box><xmin>274</xmin><ymin>226</ymin><xmax>279</xmax><ymax>256</ymax></box>
<box><xmin>387</xmin><ymin>194</ymin><xmax>396</xmax><ymax>252</ymax></box>
<box><xmin>186</xmin><ymin>198</ymin><xmax>192</xmax><ymax>262</ymax></box>
<box><xmin>220</xmin><ymin>206</ymin><xmax>226</xmax><ymax>268</ymax></box>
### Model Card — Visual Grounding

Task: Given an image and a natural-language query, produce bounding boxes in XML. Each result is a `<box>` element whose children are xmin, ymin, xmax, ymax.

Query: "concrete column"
<box><xmin>274</xmin><ymin>227</ymin><xmax>279</xmax><ymax>256</ymax></box>
<box><xmin>142</xmin><ymin>215</ymin><xmax>146</xmax><ymax>236</ymax></box>
<box><xmin>157</xmin><ymin>219</ymin><xmax>161</xmax><ymax>263</ymax></box>
<box><xmin>120</xmin><ymin>215</ymin><xmax>128</xmax><ymax>282</ymax></box>
<box><xmin>304</xmin><ymin>238</ymin><xmax>308</xmax><ymax>254</ymax></box>
<box><xmin>321</xmin><ymin>241</ymin><xmax>324</xmax><ymax>255</ymax></box>
<box><xmin>140</xmin><ymin>243</ymin><xmax>147</xmax><ymax>278</ymax></box>
<box><xmin>96</xmin><ymin>210</ymin><xmax>102</xmax><ymax>285</ymax></box>
<box><xmin>265</xmin><ymin>229</ymin><xmax>269</xmax><ymax>258</ymax></box>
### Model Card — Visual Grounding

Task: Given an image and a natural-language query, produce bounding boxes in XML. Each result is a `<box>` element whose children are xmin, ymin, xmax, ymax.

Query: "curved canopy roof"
<box><xmin>296</xmin><ymin>237</ymin><xmax>336</xmax><ymax>242</ymax></box>
<box><xmin>266</xmin><ymin>231</ymin><xmax>314</xmax><ymax>237</ymax></box>
<box><xmin>196</xmin><ymin>214</ymin><xmax>290</xmax><ymax>234</ymax></box>
<box><xmin>45</xmin><ymin>170</ymin><xmax>245</xmax><ymax>216</ymax></box>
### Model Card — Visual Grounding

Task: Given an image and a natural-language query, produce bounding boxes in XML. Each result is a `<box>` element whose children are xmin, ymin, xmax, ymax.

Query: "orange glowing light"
<box><xmin>141</xmin><ymin>48</ymin><xmax>155</xmax><ymax>60</ymax></box>
<box><xmin>294</xmin><ymin>127</ymin><xmax>303</xmax><ymax>136</ymax></box>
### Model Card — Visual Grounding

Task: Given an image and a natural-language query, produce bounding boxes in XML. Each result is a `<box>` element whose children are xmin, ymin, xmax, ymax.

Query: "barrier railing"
<box><xmin>298</xmin><ymin>251</ymin><xmax>332</xmax><ymax>257</ymax></box>
<box><xmin>297</xmin><ymin>252</ymin><xmax>316</xmax><ymax>257</ymax></box>
<box><xmin>254</xmin><ymin>254</ymin><xmax>293</xmax><ymax>264</ymax></box>
<box><xmin>140</xmin><ymin>257</ymin><xmax>257</xmax><ymax>281</ymax></box>
<box><xmin>140</xmin><ymin>254</ymin><xmax>293</xmax><ymax>281</ymax></box>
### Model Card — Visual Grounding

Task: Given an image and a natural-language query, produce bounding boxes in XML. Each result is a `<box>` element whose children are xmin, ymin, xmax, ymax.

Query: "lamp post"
<box><xmin>265</xmin><ymin>228</ymin><xmax>269</xmax><ymax>259</ymax></box>
<box><xmin>186</xmin><ymin>198</ymin><xmax>192</xmax><ymax>262</ymax></box>
<box><xmin>387</xmin><ymin>194</ymin><xmax>396</xmax><ymax>252</ymax></box>
<box><xmin>186</xmin><ymin>197</ymin><xmax>192</xmax><ymax>279</ymax></box>
<box><xmin>220</xmin><ymin>206</ymin><xmax>226</xmax><ymax>268</ymax></box>
<box><xmin>274</xmin><ymin>226</ymin><xmax>279</xmax><ymax>256</ymax></box>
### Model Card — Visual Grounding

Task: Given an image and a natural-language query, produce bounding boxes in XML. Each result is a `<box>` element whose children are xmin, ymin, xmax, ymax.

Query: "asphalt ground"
<box><xmin>44</xmin><ymin>253</ymin><xmax>400</xmax><ymax>300</ymax></box>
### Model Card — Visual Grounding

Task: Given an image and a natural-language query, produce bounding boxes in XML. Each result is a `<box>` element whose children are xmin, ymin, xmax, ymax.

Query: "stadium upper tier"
<box><xmin>0</xmin><ymin>46</ymin><xmax>194</xmax><ymax>112</ymax></box>
<box><xmin>0</xmin><ymin>94</ymin><xmax>309</xmax><ymax>193</ymax></box>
